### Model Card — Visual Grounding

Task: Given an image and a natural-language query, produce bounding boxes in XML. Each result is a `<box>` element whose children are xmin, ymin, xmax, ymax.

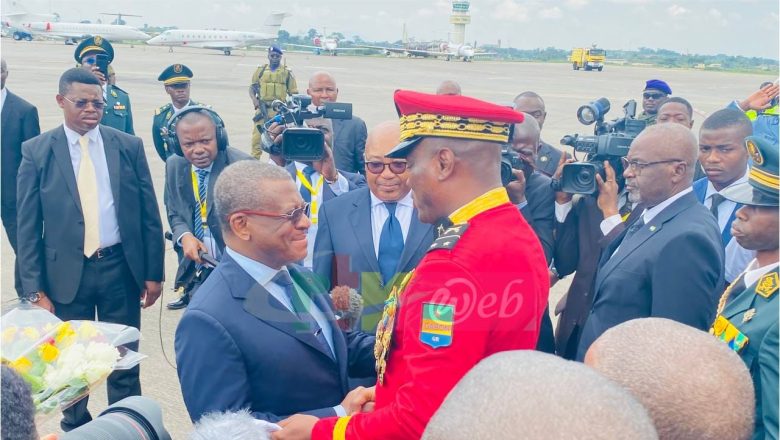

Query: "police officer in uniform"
<box><xmin>248</xmin><ymin>45</ymin><xmax>298</xmax><ymax>159</ymax></box>
<box><xmin>74</xmin><ymin>36</ymin><xmax>134</xmax><ymax>134</ymax></box>
<box><xmin>637</xmin><ymin>79</ymin><xmax>671</xmax><ymax>126</ymax></box>
<box><xmin>152</xmin><ymin>64</ymin><xmax>200</xmax><ymax>162</ymax></box>
<box><xmin>273</xmin><ymin>91</ymin><xmax>550</xmax><ymax>440</ymax></box>
<box><xmin>711</xmin><ymin>135</ymin><xmax>778</xmax><ymax>440</ymax></box>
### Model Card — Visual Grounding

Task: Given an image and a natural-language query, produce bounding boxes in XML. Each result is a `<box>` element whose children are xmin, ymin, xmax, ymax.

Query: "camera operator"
<box><xmin>279</xmin><ymin>117</ymin><xmax>365</xmax><ymax>268</ymax></box>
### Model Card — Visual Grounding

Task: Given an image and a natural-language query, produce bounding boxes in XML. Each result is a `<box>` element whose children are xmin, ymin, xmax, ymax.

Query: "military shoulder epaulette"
<box><xmin>155</xmin><ymin>103</ymin><xmax>172</xmax><ymax>115</ymax></box>
<box><xmin>110</xmin><ymin>84</ymin><xmax>128</xmax><ymax>95</ymax></box>
<box><xmin>428</xmin><ymin>223</ymin><xmax>469</xmax><ymax>252</ymax></box>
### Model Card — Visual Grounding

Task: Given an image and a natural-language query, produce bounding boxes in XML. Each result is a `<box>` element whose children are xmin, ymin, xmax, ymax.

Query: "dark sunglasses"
<box><xmin>643</xmin><ymin>92</ymin><xmax>666</xmax><ymax>100</ymax></box>
<box><xmin>365</xmin><ymin>161</ymin><xmax>408</xmax><ymax>175</ymax></box>
<box><xmin>231</xmin><ymin>203</ymin><xmax>310</xmax><ymax>224</ymax></box>
<box><xmin>62</xmin><ymin>95</ymin><xmax>106</xmax><ymax>110</ymax></box>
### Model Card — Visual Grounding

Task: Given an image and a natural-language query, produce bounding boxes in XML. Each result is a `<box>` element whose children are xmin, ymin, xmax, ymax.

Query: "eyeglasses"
<box><xmin>62</xmin><ymin>95</ymin><xmax>106</xmax><ymax>110</ymax></box>
<box><xmin>231</xmin><ymin>203</ymin><xmax>310</xmax><ymax>224</ymax></box>
<box><xmin>365</xmin><ymin>161</ymin><xmax>408</xmax><ymax>175</ymax></box>
<box><xmin>621</xmin><ymin>157</ymin><xmax>684</xmax><ymax>174</ymax></box>
<box><xmin>643</xmin><ymin>92</ymin><xmax>667</xmax><ymax>100</ymax></box>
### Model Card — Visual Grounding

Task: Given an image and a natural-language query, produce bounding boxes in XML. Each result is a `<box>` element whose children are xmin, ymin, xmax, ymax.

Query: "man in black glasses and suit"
<box><xmin>175</xmin><ymin>160</ymin><xmax>375</xmax><ymax>422</ymax></box>
<box><xmin>313</xmin><ymin>121</ymin><xmax>434</xmax><ymax>332</ymax></box>
<box><xmin>576</xmin><ymin>123</ymin><xmax>725</xmax><ymax>361</ymax></box>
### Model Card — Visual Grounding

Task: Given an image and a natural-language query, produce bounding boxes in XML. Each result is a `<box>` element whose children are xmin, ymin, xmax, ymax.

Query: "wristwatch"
<box><xmin>24</xmin><ymin>292</ymin><xmax>42</xmax><ymax>303</ymax></box>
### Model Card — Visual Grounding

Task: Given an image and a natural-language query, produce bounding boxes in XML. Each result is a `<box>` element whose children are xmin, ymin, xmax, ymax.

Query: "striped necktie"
<box><xmin>77</xmin><ymin>135</ymin><xmax>100</xmax><ymax>257</ymax></box>
<box><xmin>192</xmin><ymin>169</ymin><xmax>208</xmax><ymax>241</ymax></box>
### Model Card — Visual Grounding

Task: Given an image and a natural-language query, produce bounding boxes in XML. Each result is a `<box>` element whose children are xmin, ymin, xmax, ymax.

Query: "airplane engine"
<box><xmin>384</xmin><ymin>49</ymin><xmax>391</xmax><ymax>56</ymax></box>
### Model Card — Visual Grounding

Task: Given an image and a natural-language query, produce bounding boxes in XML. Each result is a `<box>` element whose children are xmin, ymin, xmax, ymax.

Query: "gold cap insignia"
<box><xmin>756</xmin><ymin>272</ymin><xmax>778</xmax><ymax>298</ymax></box>
<box><xmin>94</xmin><ymin>35</ymin><xmax>103</xmax><ymax>46</ymax></box>
<box><xmin>746</xmin><ymin>139</ymin><xmax>764</xmax><ymax>166</ymax></box>
<box><xmin>173</xmin><ymin>64</ymin><xmax>183</xmax><ymax>73</ymax></box>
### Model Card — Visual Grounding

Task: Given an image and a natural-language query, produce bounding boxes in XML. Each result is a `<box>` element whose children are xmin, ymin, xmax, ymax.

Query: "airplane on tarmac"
<box><xmin>360</xmin><ymin>41</ymin><xmax>493</xmax><ymax>62</ymax></box>
<box><xmin>145</xmin><ymin>12</ymin><xmax>288</xmax><ymax>56</ymax></box>
<box><xmin>285</xmin><ymin>35</ymin><xmax>361</xmax><ymax>56</ymax></box>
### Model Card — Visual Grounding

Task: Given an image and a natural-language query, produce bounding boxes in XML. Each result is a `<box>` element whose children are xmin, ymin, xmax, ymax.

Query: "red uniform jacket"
<box><xmin>312</xmin><ymin>189</ymin><xmax>550</xmax><ymax>439</ymax></box>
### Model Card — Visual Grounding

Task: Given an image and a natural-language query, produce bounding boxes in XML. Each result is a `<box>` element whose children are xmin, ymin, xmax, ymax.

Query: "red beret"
<box><xmin>387</xmin><ymin>90</ymin><xmax>525</xmax><ymax>158</ymax></box>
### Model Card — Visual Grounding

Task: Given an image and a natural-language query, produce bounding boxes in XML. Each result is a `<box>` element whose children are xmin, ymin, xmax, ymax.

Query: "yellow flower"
<box><xmin>39</xmin><ymin>343</ymin><xmax>59</xmax><ymax>363</ymax></box>
<box><xmin>76</xmin><ymin>322</ymin><xmax>100</xmax><ymax>340</ymax></box>
<box><xmin>55</xmin><ymin>322</ymin><xmax>76</xmax><ymax>347</ymax></box>
<box><xmin>2</xmin><ymin>327</ymin><xmax>18</xmax><ymax>344</ymax></box>
<box><xmin>11</xmin><ymin>357</ymin><xmax>32</xmax><ymax>373</ymax></box>
<box><xmin>22</xmin><ymin>327</ymin><xmax>40</xmax><ymax>340</ymax></box>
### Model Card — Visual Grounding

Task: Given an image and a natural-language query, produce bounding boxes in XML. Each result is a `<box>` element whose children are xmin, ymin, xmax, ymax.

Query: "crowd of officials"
<box><xmin>1</xmin><ymin>35</ymin><xmax>778</xmax><ymax>440</ymax></box>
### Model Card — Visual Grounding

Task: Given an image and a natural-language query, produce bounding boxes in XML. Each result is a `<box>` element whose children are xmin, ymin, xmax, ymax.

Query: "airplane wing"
<box><xmin>472</xmin><ymin>52</ymin><xmax>497</xmax><ymax>57</ymax></box>
<box><xmin>285</xmin><ymin>43</ymin><xmax>319</xmax><ymax>50</ymax></box>
<box><xmin>196</xmin><ymin>41</ymin><xmax>241</xmax><ymax>49</ymax></box>
<box><xmin>357</xmin><ymin>44</ymin><xmax>407</xmax><ymax>54</ymax></box>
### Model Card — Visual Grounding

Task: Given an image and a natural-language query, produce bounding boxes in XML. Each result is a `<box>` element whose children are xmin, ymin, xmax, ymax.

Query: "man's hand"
<box><xmin>595</xmin><ymin>161</ymin><xmax>619</xmax><ymax>218</ymax></box>
<box><xmin>33</xmin><ymin>291</ymin><xmax>55</xmax><ymax>313</ymax></box>
<box><xmin>739</xmin><ymin>82</ymin><xmax>779</xmax><ymax>111</ymax></box>
<box><xmin>273</xmin><ymin>414</ymin><xmax>318</xmax><ymax>440</ymax></box>
<box><xmin>553</xmin><ymin>154</ymin><xmax>575</xmax><ymax>204</ymax></box>
<box><xmin>548</xmin><ymin>270</ymin><xmax>560</xmax><ymax>288</ymax></box>
<box><xmin>141</xmin><ymin>281</ymin><xmax>163</xmax><ymax>309</ymax></box>
<box><xmin>505</xmin><ymin>169</ymin><xmax>527</xmax><ymax>204</ymax></box>
<box><xmin>341</xmin><ymin>386</ymin><xmax>376</xmax><ymax>415</ymax></box>
<box><xmin>88</xmin><ymin>66</ymin><xmax>107</xmax><ymax>85</ymax></box>
<box><xmin>313</xmin><ymin>144</ymin><xmax>339</xmax><ymax>183</ymax></box>
<box><xmin>181</xmin><ymin>234</ymin><xmax>208</xmax><ymax>264</ymax></box>
<box><xmin>267</xmin><ymin>122</ymin><xmax>285</xmax><ymax>146</ymax></box>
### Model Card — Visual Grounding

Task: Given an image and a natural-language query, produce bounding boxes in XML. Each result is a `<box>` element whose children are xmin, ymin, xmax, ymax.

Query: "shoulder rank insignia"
<box><xmin>428</xmin><ymin>223</ymin><xmax>469</xmax><ymax>252</ymax></box>
<box><xmin>156</xmin><ymin>103</ymin><xmax>171</xmax><ymax>116</ymax></box>
<box><xmin>743</xmin><ymin>308</ymin><xmax>756</xmax><ymax>323</ymax></box>
<box><xmin>756</xmin><ymin>272</ymin><xmax>779</xmax><ymax>299</ymax></box>
<box><xmin>110</xmin><ymin>89</ymin><xmax>118</xmax><ymax>98</ymax></box>
<box><xmin>420</xmin><ymin>303</ymin><xmax>454</xmax><ymax>348</ymax></box>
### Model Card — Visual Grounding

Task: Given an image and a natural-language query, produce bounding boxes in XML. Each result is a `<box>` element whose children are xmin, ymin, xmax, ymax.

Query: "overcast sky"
<box><xmin>7</xmin><ymin>0</ymin><xmax>779</xmax><ymax>59</ymax></box>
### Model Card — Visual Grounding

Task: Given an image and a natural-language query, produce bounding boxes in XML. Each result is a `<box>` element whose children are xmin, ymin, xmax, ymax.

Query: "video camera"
<box><xmin>552</xmin><ymin>97</ymin><xmax>646</xmax><ymax>195</ymax></box>
<box><xmin>261</xmin><ymin>94</ymin><xmax>352</xmax><ymax>161</ymax></box>
<box><xmin>60</xmin><ymin>396</ymin><xmax>170</xmax><ymax>439</ymax></box>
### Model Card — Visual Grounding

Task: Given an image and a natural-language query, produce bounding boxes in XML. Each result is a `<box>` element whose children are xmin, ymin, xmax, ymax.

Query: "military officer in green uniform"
<box><xmin>74</xmin><ymin>36</ymin><xmax>134</xmax><ymax>135</ymax></box>
<box><xmin>152</xmin><ymin>64</ymin><xmax>200</xmax><ymax>161</ymax></box>
<box><xmin>248</xmin><ymin>44</ymin><xmax>297</xmax><ymax>159</ymax></box>
<box><xmin>711</xmin><ymin>135</ymin><xmax>778</xmax><ymax>440</ymax></box>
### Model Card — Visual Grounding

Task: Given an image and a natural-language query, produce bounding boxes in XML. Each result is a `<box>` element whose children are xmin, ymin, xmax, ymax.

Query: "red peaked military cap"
<box><xmin>386</xmin><ymin>89</ymin><xmax>525</xmax><ymax>158</ymax></box>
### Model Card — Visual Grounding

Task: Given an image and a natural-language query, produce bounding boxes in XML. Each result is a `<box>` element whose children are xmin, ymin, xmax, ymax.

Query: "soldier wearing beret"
<box><xmin>152</xmin><ymin>64</ymin><xmax>201</xmax><ymax>162</ymax></box>
<box><xmin>711</xmin><ymin>135</ymin><xmax>779</xmax><ymax>440</ymax></box>
<box><xmin>274</xmin><ymin>91</ymin><xmax>550</xmax><ymax>440</ymax></box>
<box><xmin>74</xmin><ymin>36</ymin><xmax>134</xmax><ymax>134</ymax></box>
<box><xmin>637</xmin><ymin>79</ymin><xmax>672</xmax><ymax>126</ymax></box>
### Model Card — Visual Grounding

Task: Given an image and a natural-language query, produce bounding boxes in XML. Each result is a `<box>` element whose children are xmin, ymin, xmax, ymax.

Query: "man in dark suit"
<box><xmin>513</xmin><ymin>91</ymin><xmax>566</xmax><ymax>177</ymax></box>
<box><xmin>506</xmin><ymin>116</ymin><xmax>556</xmax><ymax>353</ymax></box>
<box><xmin>1</xmin><ymin>58</ymin><xmax>40</xmax><ymax>295</ymax></box>
<box><xmin>694</xmin><ymin>108</ymin><xmax>755</xmax><ymax>283</ymax></box>
<box><xmin>307</xmin><ymin>71</ymin><xmax>367</xmax><ymax>174</ymax></box>
<box><xmin>16</xmin><ymin>68</ymin><xmax>164</xmax><ymax>430</ymax></box>
<box><xmin>283</xmin><ymin>117</ymin><xmax>365</xmax><ymax>269</ymax></box>
<box><xmin>314</xmin><ymin>121</ymin><xmax>434</xmax><ymax>332</ymax></box>
<box><xmin>164</xmin><ymin>107</ymin><xmax>252</xmax><ymax>309</ymax></box>
<box><xmin>175</xmin><ymin>160</ymin><xmax>375</xmax><ymax>422</ymax></box>
<box><xmin>576</xmin><ymin>123</ymin><xmax>725</xmax><ymax>360</ymax></box>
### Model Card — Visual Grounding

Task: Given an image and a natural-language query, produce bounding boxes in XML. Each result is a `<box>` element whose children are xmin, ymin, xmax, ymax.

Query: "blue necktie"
<box><xmin>299</xmin><ymin>166</ymin><xmax>316</xmax><ymax>202</ymax></box>
<box><xmin>378</xmin><ymin>202</ymin><xmax>404</xmax><ymax>285</ymax></box>
<box><xmin>192</xmin><ymin>169</ymin><xmax>209</xmax><ymax>241</ymax></box>
<box><xmin>272</xmin><ymin>270</ymin><xmax>334</xmax><ymax>360</ymax></box>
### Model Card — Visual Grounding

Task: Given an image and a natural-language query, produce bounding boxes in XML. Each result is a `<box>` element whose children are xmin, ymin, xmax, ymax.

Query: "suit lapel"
<box><xmin>396</xmin><ymin>209</ymin><xmax>431</xmax><ymax>273</ymax></box>
<box><xmin>289</xmin><ymin>265</ymin><xmax>345</xmax><ymax>365</ymax></box>
<box><xmin>100</xmin><ymin>127</ymin><xmax>121</xmax><ymax>208</ymax></box>
<box><xmin>351</xmin><ymin>191</ymin><xmax>381</xmax><ymax>274</ymax></box>
<box><xmin>51</xmin><ymin>126</ymin><xmax>81</xmax><ymax>214</ymax></box>
<box><xmin>178</xmin><ymin>161</ymin><xmax>196</xmax><ymax>212</ymax></box>
<box><xmin>206</xmin><ymin>153</ymin><xmax>228</xmax><ymax>220</ymax></box>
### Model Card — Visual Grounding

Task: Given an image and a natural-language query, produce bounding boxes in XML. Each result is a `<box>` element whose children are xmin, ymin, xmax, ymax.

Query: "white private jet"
<box><xmin>146</xmin><ymin>12</ymin><xmax>288</xmax><ymax>56</ymax></box>
<box><xmin>19</xmin><ymin>21</ymin><xmax>150</xmax><ymax>43</ymax></box>
<box><xmin>286</xmin><ymin>36</ymin><xmax>361</xmax><ymax>56</ymax></box>
<box><xmin>360</xmin><ymin>41</ymin><xmax>494</xmax><ymax>62</ymax></box>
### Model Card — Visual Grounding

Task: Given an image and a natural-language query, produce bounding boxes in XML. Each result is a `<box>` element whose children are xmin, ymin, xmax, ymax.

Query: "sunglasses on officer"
<box><xmin>365</xmin><ymin>160</ymin><xmax>408</xmax><ymax>175</ymax></box>
<box><xmin>643</xmin><ymin>92</ymin><xmax>667</xmax><ymax>100</ymax></box>
<box><xmin>62</xmin><ymin>95</ymin><xmax>107</xmax><ymax>110</ymax></box>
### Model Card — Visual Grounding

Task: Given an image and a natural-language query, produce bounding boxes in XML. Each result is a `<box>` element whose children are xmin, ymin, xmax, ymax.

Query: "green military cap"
<box><xmin>722</xmin><ymin>136</ymin><xmax>779</xmax><ymax>207</ymax></box>
<box><xmin>74</xmin><ymin>35</ymin><xmax>114</xmax><ymax>64</ymax></box>
<box><xmin>158</xmin><ymin>64</ymin><xmax>193</xmax><ymax>86</ymax></box>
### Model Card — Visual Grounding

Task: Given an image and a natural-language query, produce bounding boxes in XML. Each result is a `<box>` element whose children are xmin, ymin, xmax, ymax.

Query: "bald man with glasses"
<box><xmin>313</xmin><ymin>121</ymin><xmax>434</xmax><ymax>333</ymax></box>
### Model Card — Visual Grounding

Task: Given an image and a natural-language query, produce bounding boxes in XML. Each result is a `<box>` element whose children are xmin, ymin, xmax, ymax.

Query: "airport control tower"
<box><xmin>449</xmin><ymin>0</ymin><xmax>471</xmax><ymax>45</ymax></box>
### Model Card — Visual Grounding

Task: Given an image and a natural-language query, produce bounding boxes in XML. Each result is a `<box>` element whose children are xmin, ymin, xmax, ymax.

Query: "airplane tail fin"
<box><xmin>260</xmin><ymin>11</ymin><xmax>289</xmax><ymax>36</ymax></box>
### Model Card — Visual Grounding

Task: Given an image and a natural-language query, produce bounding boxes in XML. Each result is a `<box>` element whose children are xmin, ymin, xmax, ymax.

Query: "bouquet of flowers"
<box><xmin>1</xmin><ymin>303</ymin><xmax>145</xmax><ymax>420</ymax></box>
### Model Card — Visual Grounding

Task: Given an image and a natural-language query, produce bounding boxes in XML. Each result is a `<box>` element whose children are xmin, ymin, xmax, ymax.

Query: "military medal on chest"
<box><xmin>374</xmin><ymin>270</ymin><xmax>414</xmax><ymax>385</ymax></box>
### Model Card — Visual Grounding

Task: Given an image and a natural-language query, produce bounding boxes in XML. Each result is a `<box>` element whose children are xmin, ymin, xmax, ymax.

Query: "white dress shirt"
<box><xmin>63</xmin><ymin>124</ymin><xmax>121</xmax><ymax>248</ymax></box>
<box><xmin>224</xmin><ymin>246</ymin><xmax>345</xmax><ymax>416</ymax></box>
<box><xmin>370</xmin><ymin>191</ymin><xmax>414</xmax><ymax>258</ymax></box>
<box><xmin>0</xmin><ymin>87</ymin><xmax>7</xmax><ymax>113</ymax></box>
<box><xmin>703</xmin><ymin>170</ymin><xmax>755</xmax><ymax>282</ymax></box>
<box><xmin>742</xmin><ymin>259</ymin><xmax>779</xmax><ymax>289</ymax></box>
<box><xmin>293</xmin><ymin>161</ymin><xmax>349</xmax><ymax>268</ymax></box>
<box><xmin>177</xmin><ymin>163</ymin><xmax>221</xmax><ymax>260</ymax></box>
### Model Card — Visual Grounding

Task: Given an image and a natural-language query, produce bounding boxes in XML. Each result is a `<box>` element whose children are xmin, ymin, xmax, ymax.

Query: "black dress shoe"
<box><xmin>166</xmin><ymin>296</ymin><xmax>189</xmax><ymax>310</ymax></box>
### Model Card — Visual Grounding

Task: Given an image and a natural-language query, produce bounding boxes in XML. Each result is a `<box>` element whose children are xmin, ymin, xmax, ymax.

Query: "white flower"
<box><xmin>42</xmin><ymin>342</ymin><xmax>119</xmax><ymax>390</ymax></box>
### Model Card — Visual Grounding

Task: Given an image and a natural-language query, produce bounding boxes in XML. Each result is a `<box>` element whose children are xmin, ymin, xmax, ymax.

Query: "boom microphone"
<box><xmin>330</xmin><ymin>286</ymin><xmax>363</xmax><ymax>331</ymax></box>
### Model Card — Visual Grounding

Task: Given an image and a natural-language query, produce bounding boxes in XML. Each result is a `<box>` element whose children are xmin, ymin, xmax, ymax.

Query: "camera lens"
<box><xmin>575</xmin><ymin>168</ymin><xmax>594</xmax><ymax>186</ymax></box>
<box><xmin>59</xmin><ymin>396</ymin><xmax>170</xmax><ymax>440</ymax></box>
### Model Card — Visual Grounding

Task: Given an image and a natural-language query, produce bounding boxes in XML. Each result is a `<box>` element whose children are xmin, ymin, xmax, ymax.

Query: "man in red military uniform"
<box><xmin>273</xmin><ymin>90</ymin><xmax>550</xmax><ymax>440</ymax></box>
